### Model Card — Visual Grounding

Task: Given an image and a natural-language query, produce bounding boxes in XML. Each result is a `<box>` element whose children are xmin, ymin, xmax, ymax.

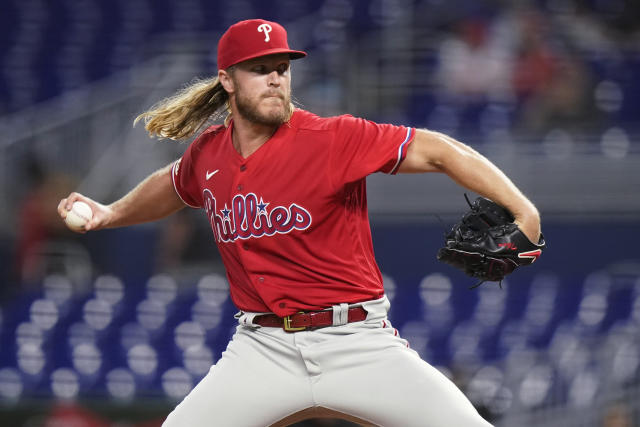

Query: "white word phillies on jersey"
<box><xmin>202</xmin><ymin>190</ymin><xmax>313</xmax><ymax>243</ymax></box>
<box><xmin>172</xmin><ymin>109</ymin><xmax>415</xmax><ymax>317</ymax></box>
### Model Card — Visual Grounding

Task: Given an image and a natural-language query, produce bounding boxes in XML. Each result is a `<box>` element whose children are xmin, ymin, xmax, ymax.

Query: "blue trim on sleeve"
<box><xmin>389</xmin><ymin>127</ymin><xmax>414</xmax><ymax>174</ymax></box>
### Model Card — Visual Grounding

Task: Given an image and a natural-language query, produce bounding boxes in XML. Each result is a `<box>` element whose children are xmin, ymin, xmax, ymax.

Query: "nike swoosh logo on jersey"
<box><xmin>206</xmin><ymin>170</ymin><xmax>219</xmax><ymax>180</ymax></box>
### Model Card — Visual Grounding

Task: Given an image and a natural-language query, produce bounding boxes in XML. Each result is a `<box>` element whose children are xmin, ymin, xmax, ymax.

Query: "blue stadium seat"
<box><xmin>417</xmin><ymin>273</ymin><xmax>455</xmax><ymax>338</ymax></box>
<box><xmin>0</xmin><ymin>367</ymin><xmax>24</xmax><ymax>401</ymax></box>
<box><xmin>82</xmin><ymin>298</ymin><xmax>114</xmax><ymax>333</ymax></box>
<box><xmin>497</xmin><ymin>320</ymin><xmax>532</xmax><ymax>358</ymax></box>
<box><xmin>119</xmin><ymin>321</ymin><xmax>151</xmax><ymax>352</ymax></box>
<box><xmin>16</xmin><ymin>342</ymin><xmax>46</xmax><ymax>382</ymax></box>
<box><xmin>513</xmin><ymin>361</ymin><xmax>558</xmax><ymax>410</ymax></box>
<box><xmin>71</xmin><ymin>342</ymin><xmax>102</xmax><ymax>385</ymax></box>
<box><xmin>50</xmin><ymin>367</ymin><xmax>80</xmax><ymax>400</ymax></box>
<box><xmin>548</xmin><ymin>323</ymin><xmax>592</xmax><ymax>385</ymax></box>
<box><xmin>127</xmin><ymin>343</ymin><xmax>158</xmax><ymax>387</ymax></box>
<box><xmin>66</xmin><ymin>321</ymin><xmax>96</xmax><ymax>349</ymax></box>
<box><xmin>448</xmin><ymin>320</ymin><xmax>484</xmax><ymax>365</ymax></box>
<box><xmin>471</xmin><ymin>281</ymin><xmax>508</xmax><ymax>335</ymax></box>
<box><xmin>182</xmin><ymin>344</ymin><xmax>214</xmax><ymax>380</ymax></box>
<box><xmin>161</xmin><ymin>366</ymin><xmax>193</xmax><ymax>400</ymax></box>
<box><xmin>173</xmin><ymin>321</ymin><xmax>206</xmax><ymax>354</ymax></box>
<box><xmin>191</xmin><ymin>300</ymin><xmax>224</xmax><ymax>332</ymax></box>
<box><xmin>136</xmin><ymin>298</ymin><xmax>168</xmax><ymax>339</ymax></box>
<box><xmin>105</xmin><ymin>367</ymin><xmax>136</xmax><ymax>401</ymax></box>
<box><xmin>466</xmin><ymin>365</ymin><xmax>509</xmax><ymax>417</ymax></box>
<box><xmin>567</xmin><ymin>368</ymin><xmax>601</xmax><ymax>408</ymax></box>
<box><xmin>16</xmin><ymin>321</ymin><xmax>45</xmax><ymax>349</ymax></box>
<box><xmin>196</xmin><ymin>274</ymin><xmax>230</xmax><ymax>307</ymax></box>
<box><xmin>42</xmin><ymin>274</ymin><xmax>74</xmax><ymax>311</ymax></box>
<box><xmin>146</xmin><ymin>274</ymin><xmax>178</xmax><ymax>306</ymax></box>
<box><xmin>94</xmin><ymin>274</ymin><xmax>125</xmax><ymax>309</ymax></box>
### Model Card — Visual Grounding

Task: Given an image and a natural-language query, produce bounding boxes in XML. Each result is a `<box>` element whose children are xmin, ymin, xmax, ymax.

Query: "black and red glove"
<box><xmin>437</xmin><ymin>196</ymin><xmax>546</xmax><ymax>285</ymax></box>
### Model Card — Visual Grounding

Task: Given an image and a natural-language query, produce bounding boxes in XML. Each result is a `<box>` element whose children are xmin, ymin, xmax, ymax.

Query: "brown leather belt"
<box><xmin>253</xmin><ymin>307</ymin><xmax>368</xmax><ymax>332</ymax></box>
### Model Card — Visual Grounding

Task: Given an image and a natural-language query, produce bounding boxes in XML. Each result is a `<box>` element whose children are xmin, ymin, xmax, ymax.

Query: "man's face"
<box><xmin>228</xmin><ymin>53</ymin><xmax>292</xmax><ymax>126</ymax></box>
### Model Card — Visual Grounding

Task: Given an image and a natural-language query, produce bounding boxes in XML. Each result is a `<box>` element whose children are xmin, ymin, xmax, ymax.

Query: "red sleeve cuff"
<box><xmin>171</xmin><ymin>159</ymin><xmax>201</xmax><ymax>209</ymax></box>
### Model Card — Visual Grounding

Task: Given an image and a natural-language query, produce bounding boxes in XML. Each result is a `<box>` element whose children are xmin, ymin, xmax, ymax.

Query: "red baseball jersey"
<box><xmin>172</xmin><ymin>109</ymin><xmax>415</xmax><ymax>316</ymax></box>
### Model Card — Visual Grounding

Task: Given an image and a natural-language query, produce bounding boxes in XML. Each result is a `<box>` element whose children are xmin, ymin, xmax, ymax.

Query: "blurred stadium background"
<box><xmin>1</xmin><ymin>0</ymin><xmax>639</xmax><ymax>426</ymax></box>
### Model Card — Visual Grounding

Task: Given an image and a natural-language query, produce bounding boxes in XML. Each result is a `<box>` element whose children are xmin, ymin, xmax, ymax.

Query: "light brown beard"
<box><xmin>234</xmin><ymin>83</ymin><xmax>291</xmax><ymax>126</ymax></box>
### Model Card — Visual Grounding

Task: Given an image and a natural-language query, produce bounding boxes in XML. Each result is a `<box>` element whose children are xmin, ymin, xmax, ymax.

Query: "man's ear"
<box><xmin>218</xmin><ymin>70</ymin><xmax>235</xmax><ymax>93</ymax></box>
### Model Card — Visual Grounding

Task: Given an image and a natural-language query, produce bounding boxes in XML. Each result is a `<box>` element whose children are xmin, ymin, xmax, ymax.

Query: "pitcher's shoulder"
<box><xmin>292</xmin><ymin>109</ymin><xmax>342</xmax><ymax>132</ymax></box>
<box><xmin>201</xmin><ymin>124</ymin><xmax>226</xmax><ymax>138</ymax></box>
<box><xmin>191</xmin><ymin>124</ymin><xmax>226</xmax><ymax>149</ymax></box>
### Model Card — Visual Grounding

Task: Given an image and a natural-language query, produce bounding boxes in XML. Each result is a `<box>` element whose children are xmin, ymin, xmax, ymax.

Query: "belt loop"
<box><xmin>332</xmin><ymin>303</ymin><xmax>349</xmax><ymax>326</ymax></box>
<box><xmin>237</xmin><ymin>312</ymin><xmax>261</xmax><ymax>327</ymax></box>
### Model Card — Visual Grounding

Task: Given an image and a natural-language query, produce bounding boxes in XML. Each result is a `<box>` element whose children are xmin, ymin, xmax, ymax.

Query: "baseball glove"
<box><xmin>437</xmin><ymin>195</ymin><xmax>545</xmax><ymax>286</ymax></box>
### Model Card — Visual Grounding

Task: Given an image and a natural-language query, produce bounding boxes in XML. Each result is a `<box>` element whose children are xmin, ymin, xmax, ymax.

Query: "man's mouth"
<box><xmin>264</xmin><ymin>92</ymin><xmax>285</xmax><ymax>100</ymax></box>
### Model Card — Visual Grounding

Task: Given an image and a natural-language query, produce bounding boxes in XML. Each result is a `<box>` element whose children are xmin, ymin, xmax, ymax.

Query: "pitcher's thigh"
<box><xmin>163</xmin><ymin>330</ymin><xmax>313</xmax><ymax>427</ymax></box>
<box><xmin>315</xmin><ymin>348</ymin><xmax>492</xmax><ymax>427</ymax></box>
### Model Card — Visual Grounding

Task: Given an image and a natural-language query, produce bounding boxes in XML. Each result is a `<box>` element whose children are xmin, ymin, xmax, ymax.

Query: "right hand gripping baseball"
<box><xmin>57</xmin><ymin>192</ymin><xmax>113</xmax><ymax>232</ymax></box>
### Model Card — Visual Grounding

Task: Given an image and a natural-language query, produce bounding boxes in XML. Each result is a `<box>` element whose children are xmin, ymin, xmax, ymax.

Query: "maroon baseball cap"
<box><xmin>217</xmin><ymin>19</ymin><xmax>307</xmax><ymax>70</ymax></box>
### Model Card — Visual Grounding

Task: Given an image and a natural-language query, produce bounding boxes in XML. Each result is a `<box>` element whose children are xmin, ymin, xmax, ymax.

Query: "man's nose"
<box><xmin>267</xmin><ymin>70</ymin><xmax>281</xmax><ymax>86</ymax></box>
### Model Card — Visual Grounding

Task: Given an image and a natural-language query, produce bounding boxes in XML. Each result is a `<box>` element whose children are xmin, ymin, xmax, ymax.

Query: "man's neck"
<box><xmin>231</xmin><ymin>114</ymin><xmax>279</xmax><ymax>158</ymax></box>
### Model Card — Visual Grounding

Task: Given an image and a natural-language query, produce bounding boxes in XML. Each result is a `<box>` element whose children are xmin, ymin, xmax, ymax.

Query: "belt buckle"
<box><xmin>283</xmin><ymin>312</ymin><xmax>306</xmax><ymax>332</ymax></box>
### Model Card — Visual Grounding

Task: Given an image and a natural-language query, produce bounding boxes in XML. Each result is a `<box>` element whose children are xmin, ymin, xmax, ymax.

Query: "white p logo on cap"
<box><xmin>257</xmin><ymin>23</ymin><xmax>272</xmax><ymax>42</ymax></box>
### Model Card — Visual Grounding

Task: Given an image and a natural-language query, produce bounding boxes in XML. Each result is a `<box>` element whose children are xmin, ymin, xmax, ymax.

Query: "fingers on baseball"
<box><xmin>60</xmin><ymin>192</ymin><xmax>92</xmax><ymax>214</ymax></box>
<box><xmin>57</xmin><ymin>199</ymin><xmax>69</xmax><ymax>218</ymax></box>
<box><xmin>59</xmin><ymin>193</ymin><xmax>97</xmax><ymax>233</ymax></box>
<box><xmin>84</xmin><ymin>219</ymin><xmax>95</xmax><ymax>232</ymax></box>
<box><xmin>63</xmin><ymin>192</ymin><xmax>87</xmax><ymax>210</ymax></box>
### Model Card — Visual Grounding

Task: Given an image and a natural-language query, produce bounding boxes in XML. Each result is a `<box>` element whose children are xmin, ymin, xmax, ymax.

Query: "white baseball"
<box><xmin>65</xmin><ymin>201</ymin><xmax>93</xmax><ymax>230</ymax></box>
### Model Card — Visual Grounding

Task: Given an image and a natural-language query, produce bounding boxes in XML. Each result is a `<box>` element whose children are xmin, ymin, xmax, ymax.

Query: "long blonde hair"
<box><xmin>134</xmin><ymin>76</ymin><xmax>231</xmax><ymax>140</ymax></box>
<box><xmin>135</xmin><ymin>71</ymin><xmax>297</xmax><ymax>140</ymax></box>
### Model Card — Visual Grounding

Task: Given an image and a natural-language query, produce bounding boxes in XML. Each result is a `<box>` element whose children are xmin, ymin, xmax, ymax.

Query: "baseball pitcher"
<box><xmin>58</xmin><ymin>19</ymin><xmax>544</xmax><ymax>427</ymax></box>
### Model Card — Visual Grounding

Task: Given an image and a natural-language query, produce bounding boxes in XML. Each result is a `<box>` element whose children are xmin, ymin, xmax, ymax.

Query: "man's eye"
<box><xmin>253</xmin><ymin>66</ymin><xmax>265</xmax><ymax>73</ymax></box>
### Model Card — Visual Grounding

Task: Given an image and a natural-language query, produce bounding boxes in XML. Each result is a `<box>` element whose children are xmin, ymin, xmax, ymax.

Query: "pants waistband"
<box><xmin>236</xmin><ymin>295</ymin><xmax>391</xmax><ymax>332</ymax></box>
<box><xmin>252</xmin><ymin>306</ymin><xmax>367</xmax><ymax>332</ymax></box>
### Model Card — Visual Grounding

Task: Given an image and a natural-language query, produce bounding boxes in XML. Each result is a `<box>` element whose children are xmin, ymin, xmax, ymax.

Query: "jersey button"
<box><xmin>258</xmin><ymin>277</ymin><xmax>264</xmax><ymax>283</ymax></box>
<box><xmin>240</xmin><ymin>165</ymin><xmax>247</xmax><ymax>171</ymax></box>
<box><xmin>237</xmin><ymin>184</ymin><xmax>243</xmax><ymax>191</ymax></box>
<box><xmin>242</xmin><ymin>243</ymin><xmax>249</xmax><ymax>250</ymax></box>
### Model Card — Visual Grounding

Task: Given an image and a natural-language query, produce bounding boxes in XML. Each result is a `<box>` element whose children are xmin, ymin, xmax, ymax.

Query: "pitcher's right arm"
<box><xmin>57</xmin><ymin>162</ymin><xmax>186</xmax><ymax>233</ymax></box>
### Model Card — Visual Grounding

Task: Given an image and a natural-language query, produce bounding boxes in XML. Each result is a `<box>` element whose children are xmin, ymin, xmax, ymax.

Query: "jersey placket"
<box><xmin>229</xmin><ymin>160</ymin><xmax>268</xmax><ymax>294</ymax></box>
<box><xmin>236</xmin><ymin>162</ymin><xmax>248</xmax><ymax>251</ymax></box>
